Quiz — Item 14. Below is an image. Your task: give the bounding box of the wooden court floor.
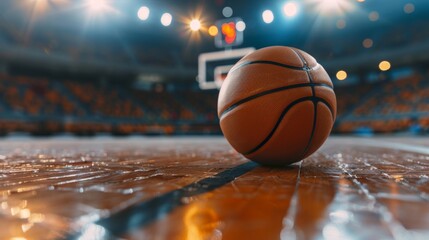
[0,136,428,240]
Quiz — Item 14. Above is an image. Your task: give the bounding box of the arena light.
[369,11,379,21]
[161,13,172,26]
[178,7,207,42]
[19,0,70,18]
[310,0,355,15]
[283,2,299,18]
[336,70,347,81]
[362,38,373,48]
[190,19,201,31]
[208,25,218,37]
[222,6,233,18]
[379,61,391,71]
[404,3,415,14]
[138,6,150,21]
[262,10,274,24]
[87,0,110,14]
[236,20,246,32]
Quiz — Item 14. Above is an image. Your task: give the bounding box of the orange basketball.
[218,46,337,166]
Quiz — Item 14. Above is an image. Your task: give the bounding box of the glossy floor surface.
[0,136,428,240]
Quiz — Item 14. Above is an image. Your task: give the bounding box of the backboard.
[197,47,255,90]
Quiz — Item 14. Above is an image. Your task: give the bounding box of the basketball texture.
[218,46,336,166]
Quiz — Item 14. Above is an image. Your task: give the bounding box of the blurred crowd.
[335,70,429,134]
[0,72,219,135]
[1,69,429,135]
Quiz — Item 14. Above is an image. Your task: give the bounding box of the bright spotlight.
[190,19,201,31]
[21,0,71,16]
[336,70,347,81]
[87,0,111,14]
[236,20,246,31]
[283,2,299,17]
[138,6,150,21]
[312,0,355,15]
[262,10,274,24]
[161,13,172,26]
[379,61,391,71]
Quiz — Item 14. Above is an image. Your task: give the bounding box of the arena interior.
[0,1,429,240]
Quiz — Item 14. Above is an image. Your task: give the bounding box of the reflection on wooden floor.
[0,137,428,239]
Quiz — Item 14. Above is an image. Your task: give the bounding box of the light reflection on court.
[0,137,428,239]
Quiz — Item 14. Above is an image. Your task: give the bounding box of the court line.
[337,158,413,240]
[356,139,429,156]
[280,161,302,239]
[68,161,259,239]
[363,157,429,201]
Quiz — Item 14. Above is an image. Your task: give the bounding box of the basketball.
[218,46,337,166]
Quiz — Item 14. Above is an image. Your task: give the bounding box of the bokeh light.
[363,38,373,48]
[20,0,70,17]
[313,0,356,15]
[208,25,218,36]
[179,7,206,42]
[190,19,201,31]
[222,7,233,18]
[262,10,274,24]
[161,13,172,27]
[138,6,150,21]
[87,0,109,14]
[336,70,347,81]
[369,11,379,21]
[283,2,299,17]
[379,61,391,71]
[236,20,246,31]
[336,19,346,29]
[404,3,415,14]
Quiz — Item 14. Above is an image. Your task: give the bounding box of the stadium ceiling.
[1,1,427,46]
[0,0,428,79]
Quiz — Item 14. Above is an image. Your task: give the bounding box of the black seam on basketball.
[219,83,333,118]
[243,96,316,155]
[229,60,307,74]
[301,101,318,159]
[291,48,320,160]
[291,48,315,93]
[291,48,308,67]
[300,100,335,159]
[316,98,336,119]
[243,96,334,156]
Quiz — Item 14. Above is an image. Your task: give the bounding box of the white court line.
[280,161,302,240]
[354,139,429,156]
[349,138,429,239]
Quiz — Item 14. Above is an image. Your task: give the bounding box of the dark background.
[0,0,428,136]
